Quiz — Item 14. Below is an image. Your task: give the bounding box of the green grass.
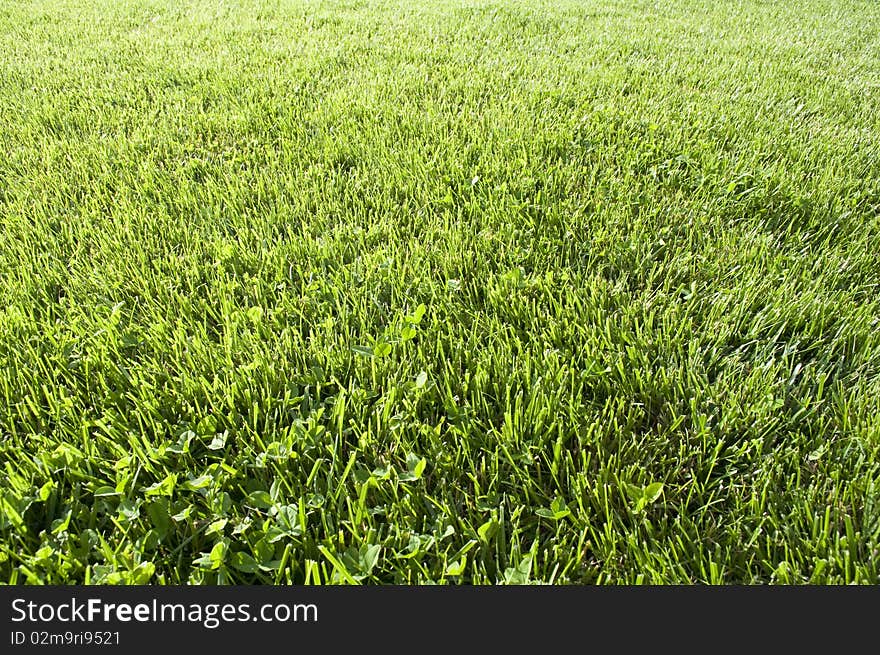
[1,0,879,584]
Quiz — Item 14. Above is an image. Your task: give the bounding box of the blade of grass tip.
[317,545,360,585]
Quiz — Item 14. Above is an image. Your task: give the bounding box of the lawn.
[1,0,879,584]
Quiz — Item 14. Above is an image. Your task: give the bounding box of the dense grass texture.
[1,0,879,584]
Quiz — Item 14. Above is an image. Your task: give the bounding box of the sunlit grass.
[1,0,879,584]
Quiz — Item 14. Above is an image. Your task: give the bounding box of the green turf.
[1,0,879,584]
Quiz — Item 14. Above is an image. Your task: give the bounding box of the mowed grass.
[1,0,879,584]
